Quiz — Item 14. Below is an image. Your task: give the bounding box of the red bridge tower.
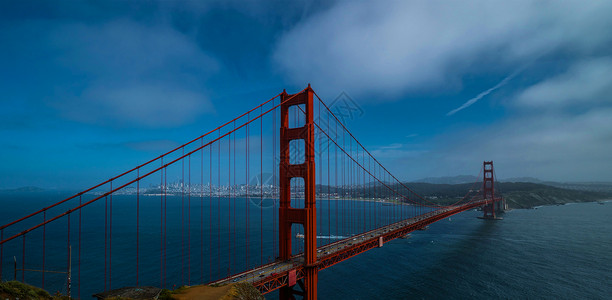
[279,85,318,299]
[481,161,504,219]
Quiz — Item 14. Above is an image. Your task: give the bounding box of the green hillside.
[316,181,612,209]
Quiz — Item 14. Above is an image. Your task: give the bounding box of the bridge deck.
[211,200,489,294]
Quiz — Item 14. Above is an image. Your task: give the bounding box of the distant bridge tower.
[481,161,504,219]
[279,85,318,299]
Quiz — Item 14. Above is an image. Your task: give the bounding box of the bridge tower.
[482,161,496,218]
[279,85,318,299]
[481,161,503,219]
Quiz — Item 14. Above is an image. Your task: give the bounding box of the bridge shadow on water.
[399,218,503,299]
[314,212,505,300]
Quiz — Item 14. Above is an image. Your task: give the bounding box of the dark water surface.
[1,192,610,299]
[311,201,612,299]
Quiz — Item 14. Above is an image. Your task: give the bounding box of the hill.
[493,182,610,208]
[0,186,45,193]
[316,181,612,209]
[408,182,611,209]
[411,175,479,184]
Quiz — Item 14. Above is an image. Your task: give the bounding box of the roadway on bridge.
[211,202,484,292]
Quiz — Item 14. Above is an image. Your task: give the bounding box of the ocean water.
[311,201,612,299]
[0,192,418,298]
[1,192,611,299]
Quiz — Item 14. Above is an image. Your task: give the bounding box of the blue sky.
[1,0,612,189]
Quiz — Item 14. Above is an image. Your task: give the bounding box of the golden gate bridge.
[0,85,505,299]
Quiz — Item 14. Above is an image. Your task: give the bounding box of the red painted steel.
[279,85,318,299]
[252,199,490,295]
[288,269,297,286]
[313,91,442,208]
[482,161,503,219]
[0,85,503,299]
[0,90,305,247]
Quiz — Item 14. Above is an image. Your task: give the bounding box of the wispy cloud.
[274,1,612,98]
[514,57,612,109]
[434,107,612,181]
[446,69,521,116]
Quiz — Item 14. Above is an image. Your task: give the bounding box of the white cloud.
[515,57,612,109]
[274,0,612,98]
[466,109,612,181]
[273,1,612,182]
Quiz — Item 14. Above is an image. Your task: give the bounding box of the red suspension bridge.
[0,85,505,299]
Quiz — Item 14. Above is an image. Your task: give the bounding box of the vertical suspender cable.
[228,132,232,275]
[217,129,221,278]
[342,126,345,236]
[181,148,185,285]
[104,194,107,290]
[78,196,82,298]
[350,140,353,235]
[246,113,250,269]
[67,212,70,294]
[209,146,213,282]
[0,229,3,281]
[164,165,168,287]
[109,181,112,290]
[363,150,366,232]
[335,120,338,238]
[22,234,25,282]
[188,155,192,285]
[233,123,237,272]
[368,156,371,231]
[272,99,276,258]
[260,105,263,265]
[42,211,46,289]
[160,159,163,287]
[136,168,140,286]
[200,138,204,283]
[327,109,331,240]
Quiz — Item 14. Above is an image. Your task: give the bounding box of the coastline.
[508,198,612,210]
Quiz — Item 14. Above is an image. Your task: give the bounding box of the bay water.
[1,192,610,299]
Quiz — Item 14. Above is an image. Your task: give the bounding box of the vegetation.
[417,182,612,209]
[0,280,70,300]
[499,183,609,208]
[158,283,262,300]
[224,282,265,300]
[317,181,612,209]
[158,288,175,300]
[157,286,188,300]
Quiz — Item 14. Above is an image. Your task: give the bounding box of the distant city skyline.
[2,0,612,189]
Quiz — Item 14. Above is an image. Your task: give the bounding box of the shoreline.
[511,198,612,210]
